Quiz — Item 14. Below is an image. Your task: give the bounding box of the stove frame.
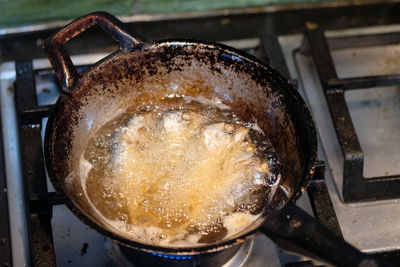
[300,25,400,203]
[0,105,11,267]
[2,2,400,263]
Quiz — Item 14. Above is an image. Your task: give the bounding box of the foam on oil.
[81,97,281,247]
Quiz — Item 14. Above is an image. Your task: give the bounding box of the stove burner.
[107,239,253,267]
[147,252,192,261]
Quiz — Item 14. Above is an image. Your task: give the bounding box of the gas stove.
[1,3,400,266]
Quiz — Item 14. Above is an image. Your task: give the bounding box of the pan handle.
[44,11,144,92]
[261,203,391,267]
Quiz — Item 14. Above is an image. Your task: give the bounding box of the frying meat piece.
[109,109,270,243]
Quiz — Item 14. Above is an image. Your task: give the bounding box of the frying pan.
[43,12,387,267]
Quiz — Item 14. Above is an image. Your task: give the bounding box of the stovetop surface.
[1,20,400,267]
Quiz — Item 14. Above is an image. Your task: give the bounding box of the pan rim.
[44,38,318,255]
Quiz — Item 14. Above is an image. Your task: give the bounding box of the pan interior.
[82,101,283,247]
[46,41,313,251]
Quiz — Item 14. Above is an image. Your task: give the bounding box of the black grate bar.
[366,174,400,182]
[303,25,338,89]
[29,214,56,267]
[19,125,49,200]
[328,31,400,51]
[323,91,364,156]
[372,249,400,266]
[15,61,57,267]
[285,260,316,267]
[328,74,400,90]
[15,61,38,110]
[19,105,53,125]
[15,61,53,124]
[260,35,291,80]
[29,192,62,214]
[307,161,343,238]
[303,25,400,202]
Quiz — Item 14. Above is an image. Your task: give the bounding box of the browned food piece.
[111,110,270,242]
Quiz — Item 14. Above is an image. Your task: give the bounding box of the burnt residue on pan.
[44,14,316,255]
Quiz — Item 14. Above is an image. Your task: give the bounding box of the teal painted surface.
[0,0,335,27]
[137,0,328,14]
[1,0,132,27]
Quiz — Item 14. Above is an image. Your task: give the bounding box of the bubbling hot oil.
[83,99,281,247]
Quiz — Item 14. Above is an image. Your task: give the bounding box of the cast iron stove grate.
[8,35,338,267]
[299,24,400,203]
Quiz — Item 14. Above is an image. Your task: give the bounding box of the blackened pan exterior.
[44,12,317,256]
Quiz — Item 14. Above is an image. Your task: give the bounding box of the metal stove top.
[278,24,400,253]
[1,9,400,266]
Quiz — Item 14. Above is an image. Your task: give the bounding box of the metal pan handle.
[261,203,391,267]
[44,11,144,92]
